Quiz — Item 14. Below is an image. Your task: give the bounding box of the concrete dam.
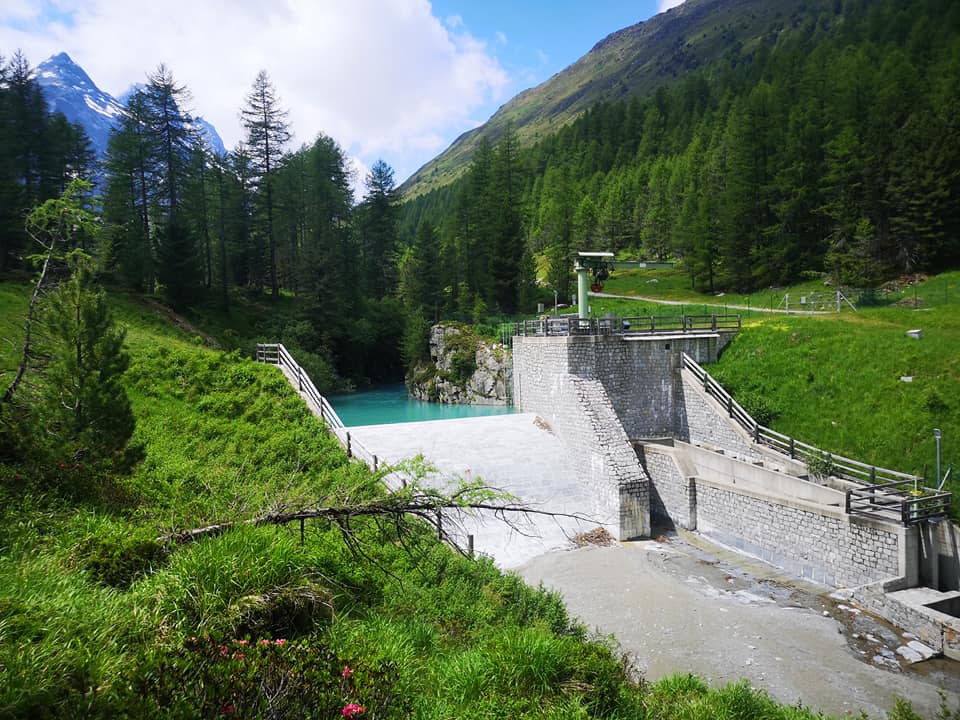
[259,319,960,661]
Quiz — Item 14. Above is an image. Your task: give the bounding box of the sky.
[0,0,685,193]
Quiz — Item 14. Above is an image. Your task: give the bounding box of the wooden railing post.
[727,396,733,418]
[845,490,851,515]
[297,365,303,391]
[789,437,795,459]
[346,432,352,458]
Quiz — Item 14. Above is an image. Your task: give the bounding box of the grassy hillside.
[0,283,854,718]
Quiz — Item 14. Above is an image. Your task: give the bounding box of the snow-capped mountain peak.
[35,53,226,159]
[36,52,126,157]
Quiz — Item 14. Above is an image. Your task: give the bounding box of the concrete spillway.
[347,412,613,568]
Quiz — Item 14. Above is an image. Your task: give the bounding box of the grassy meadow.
[0,281,865,718]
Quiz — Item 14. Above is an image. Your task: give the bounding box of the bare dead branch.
[156,486,595,558]
[3,233,56,405]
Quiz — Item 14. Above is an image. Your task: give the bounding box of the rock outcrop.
[408,324,509,405]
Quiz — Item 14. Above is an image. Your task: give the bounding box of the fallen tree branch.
[156,485,596,559]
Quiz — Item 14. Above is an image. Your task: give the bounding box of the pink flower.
[342,665,353,679]
[342,703,365,718]
[259,639,271,646]
[274,638,287,646]
[219,704,235,715]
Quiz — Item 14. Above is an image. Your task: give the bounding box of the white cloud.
[0,0,510,182]
[658,0,686,12]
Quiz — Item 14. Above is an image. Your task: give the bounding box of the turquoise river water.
[327,384,515,427]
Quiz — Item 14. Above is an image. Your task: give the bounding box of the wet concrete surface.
[517,529,960,718]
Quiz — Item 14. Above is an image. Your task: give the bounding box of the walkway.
[347,413,609,568]
[590,291,833,315]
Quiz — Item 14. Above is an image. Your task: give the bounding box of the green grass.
[0,280,946,717]
[706,276,960,486]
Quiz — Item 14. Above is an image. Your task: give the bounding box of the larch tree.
[359,159,401,298]
[241,70,291,298]
[145,64,192,219]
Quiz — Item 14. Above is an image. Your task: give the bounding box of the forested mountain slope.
[401,0,828,198]
[399,0,960,310]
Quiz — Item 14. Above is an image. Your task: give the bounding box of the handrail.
[680,352,950,524]
[508,313,741,339]
[256,343,383,471]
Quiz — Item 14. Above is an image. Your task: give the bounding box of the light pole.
[554,289,558,317]
[934,428,942,488]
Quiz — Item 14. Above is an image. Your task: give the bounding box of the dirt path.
[589,291,834,315]
[517,532,960,718]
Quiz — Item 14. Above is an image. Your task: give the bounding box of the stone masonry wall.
[635,443,696,530]
[696,480,902,588]
[511,336,650,539]
[678,369,764,463]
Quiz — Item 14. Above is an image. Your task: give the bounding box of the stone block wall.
[635,442,696,529]
[695,480,903,587]
[511,335,649,539]
[677,369,764,463]
[852,580,957,654]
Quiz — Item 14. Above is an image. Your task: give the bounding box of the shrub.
[78,531,168,589]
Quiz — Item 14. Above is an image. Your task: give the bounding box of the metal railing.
[255,343,383,471]
[681,352,951,525]
[510,313,741,339]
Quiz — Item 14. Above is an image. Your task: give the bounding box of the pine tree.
[359,159,401,298]
[145,64,193,219]
[241,70,291,298]
[489,125,525,313]
[41,251,134,461]
[103,89,157,290]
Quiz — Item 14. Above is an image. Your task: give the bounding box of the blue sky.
[0,0,680,191]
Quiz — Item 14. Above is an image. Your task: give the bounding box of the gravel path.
[517,533,960,718]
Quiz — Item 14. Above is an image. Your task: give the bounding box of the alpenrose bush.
[127,635,410,718]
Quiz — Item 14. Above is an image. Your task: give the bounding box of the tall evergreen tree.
[489,125,525,313]
[103,89,157,290]
[358,159,401,298]
[41,251,134,461]
[241,70,291,298]
[145,64,192,219]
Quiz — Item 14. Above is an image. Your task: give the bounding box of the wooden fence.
[681,352,951,525]
[255,343,383,471]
